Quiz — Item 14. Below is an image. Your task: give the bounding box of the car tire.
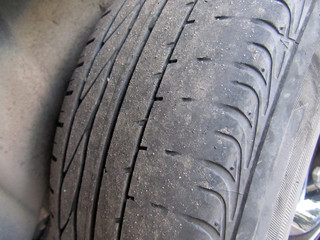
[48,0,320,239]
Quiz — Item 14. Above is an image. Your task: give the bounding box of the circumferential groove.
[55,0,133,237]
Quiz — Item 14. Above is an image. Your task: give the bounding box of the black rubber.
[48,0,320,239]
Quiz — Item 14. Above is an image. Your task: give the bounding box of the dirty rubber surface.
[48,0,319,239]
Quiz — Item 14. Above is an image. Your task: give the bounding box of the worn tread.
[48,0,316,239]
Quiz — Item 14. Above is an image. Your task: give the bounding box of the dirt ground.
[0,0,113,238]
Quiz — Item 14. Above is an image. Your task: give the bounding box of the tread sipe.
[48,0,318,239]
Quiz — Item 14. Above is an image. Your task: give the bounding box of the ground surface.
[0,0,113,239]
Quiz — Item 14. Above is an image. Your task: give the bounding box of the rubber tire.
[48,0,320,239]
